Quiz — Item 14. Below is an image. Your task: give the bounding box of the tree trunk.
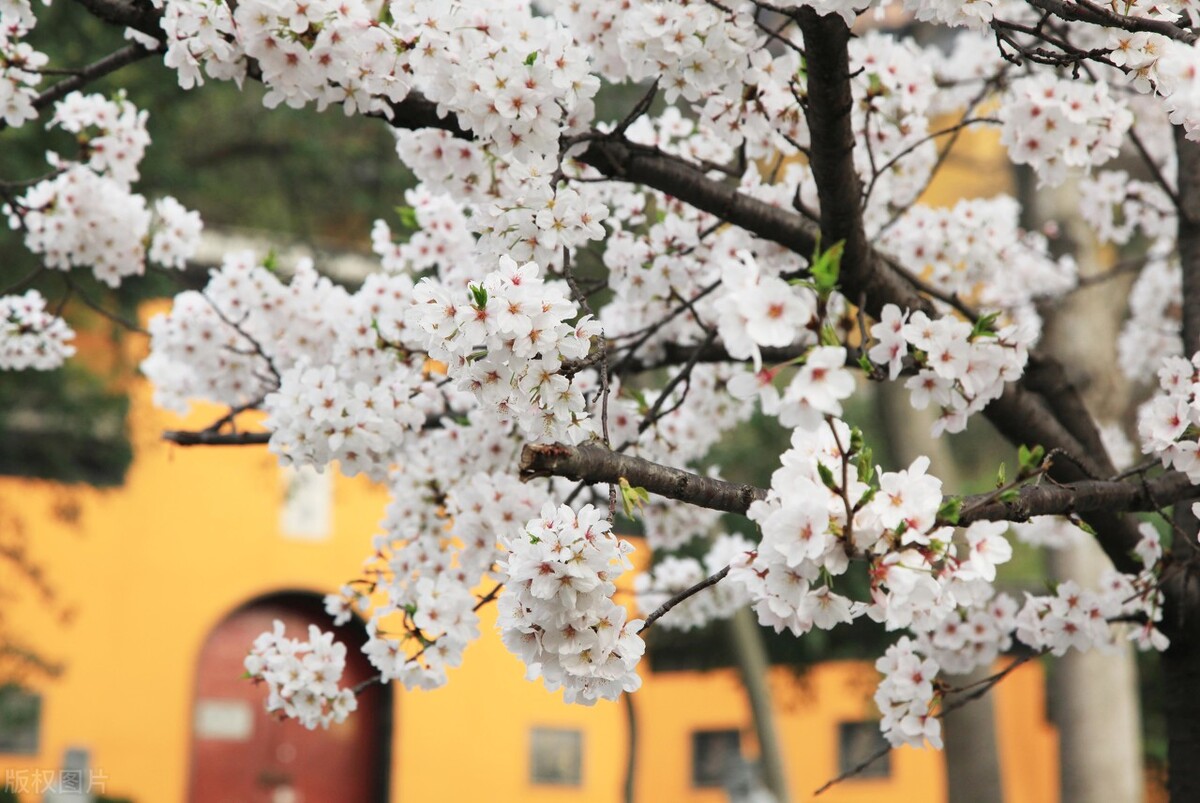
[1048,546,1143,803]
[1162,640,1200,803]
[727,606,791,803]
[877,382,1004,803]
[1031,175,1146,803]
[1163,501,1200,803]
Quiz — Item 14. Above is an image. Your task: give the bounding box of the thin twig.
[642,565,731,630]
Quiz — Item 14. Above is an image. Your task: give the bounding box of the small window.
[0,685,41,754]
[837,721,891,779]
[531,727,582,786]
[691,729,741,788]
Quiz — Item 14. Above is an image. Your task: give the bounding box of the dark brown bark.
[1163,634,1200,803]
[519,442,766,515]
[1164,132,1200,803]
[68,0,162,38]
[518,441,1199,536]
[163,430,272,446]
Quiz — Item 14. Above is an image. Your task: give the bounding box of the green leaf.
[817,462,837,491]
[970,310,1002,340]
[469,283,488,309]
[525,51,538,66]
[858,353,876,374]
[262,248,279,272]
[998,488,1020,504]
[856,446,874,485]
[995,462,1006,488]
[937,497,962,525]
[1018,444,1045,474]
[810,240,844,294]
[618,477,651,518]
[396,205,418,230]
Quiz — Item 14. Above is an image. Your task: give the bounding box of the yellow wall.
[1,374,1056,803]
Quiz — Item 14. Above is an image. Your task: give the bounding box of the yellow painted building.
[0,361,1060,802]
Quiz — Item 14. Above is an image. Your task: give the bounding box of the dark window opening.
[531,727,582,786]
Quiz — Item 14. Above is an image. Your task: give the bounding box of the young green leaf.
[618,477,651,518]
[817,462,837,491]
[970,310,1002,340]
[469,283,488,309]
[937,497,962,525]
[810,240,845,294]
[396,205,418,230]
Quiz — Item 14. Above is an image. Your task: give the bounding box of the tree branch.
[519,442,767,515]
[68,0,163,39]
[519,440,1199,540]
[37,44,154,114]
[1024,0,1198,45]
[163,430,271,446]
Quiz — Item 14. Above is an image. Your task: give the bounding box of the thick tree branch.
[958,471,1200,527]
[519,442,767,515]
[163,430,271,446]
[69,0,162,39]
[519,440,1199,540]
[1177,132,1200,356]
[1024,0,1198,45]
[795,10,872,307]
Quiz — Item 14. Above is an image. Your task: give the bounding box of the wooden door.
[188,596,388,803]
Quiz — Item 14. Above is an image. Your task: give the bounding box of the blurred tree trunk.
[1039,179,1144,803]
[877,381,1004,803]
[727,606,791,803]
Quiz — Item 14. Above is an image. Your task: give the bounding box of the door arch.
[187,592,391,803]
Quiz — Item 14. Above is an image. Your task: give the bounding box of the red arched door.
[188,594,389,803]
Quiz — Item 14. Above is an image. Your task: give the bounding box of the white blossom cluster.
[850,32,941,218]
[877,197,1077,332]
[408,255,599,445]
[12,0,1197,744]
[1079,170,1176,247]
[1009,515,1085,549]
[732,414,1169,748]
[1119,253,1182,382]
[634,533,755,631]
[715,251,818,371]
[869,304,1035,436]
[371,188,474,277]
[549,0,756,104]
[875,637,944,749]
[999,74,1132,186]
[349,461,549,691]
[143,253,350,414]
[0,3,46,128]
[4,92,201,286]
[0,289,75,370]
[498,503,645,704]
[1014,523,1169,654]
[243,620,358,730]
[1138,352,1200,483]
